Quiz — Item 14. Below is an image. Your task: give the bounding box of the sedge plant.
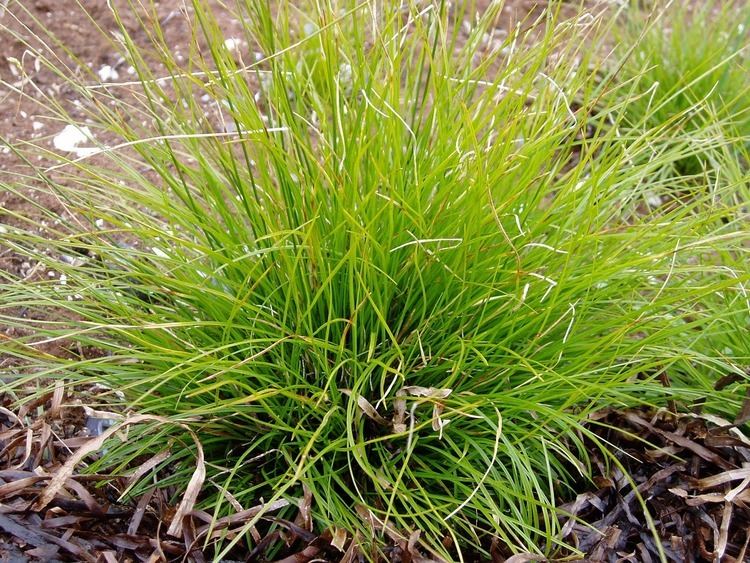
[1,0,749,560]
[613,0,750,180]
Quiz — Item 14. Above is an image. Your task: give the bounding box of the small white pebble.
[52,125,100,158]
[59,274,67,285]
[94,218,105,228]
[645,192,662,208]
[32,121,45,131]
[223,37,241,52]
[97,64,119,82]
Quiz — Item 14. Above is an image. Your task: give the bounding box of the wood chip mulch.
[2,386,750,562]
[560,408,750,563]
[0,384,190,563]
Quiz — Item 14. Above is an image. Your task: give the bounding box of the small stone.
[97,64,119,82]
[223,37,241,52]
[645,191,662,208]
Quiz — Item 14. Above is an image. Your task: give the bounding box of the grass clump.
[1,0,749,560]
[614,0,750,179]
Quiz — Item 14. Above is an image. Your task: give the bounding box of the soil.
[3,1,749,562]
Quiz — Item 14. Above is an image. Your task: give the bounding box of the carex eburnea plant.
[1,0,749,559]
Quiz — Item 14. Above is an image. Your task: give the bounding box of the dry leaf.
[331,527,348,551]
[504,554,546,562]
[340,390,390,425]
[400,386,452,399]
[28,413,205,540]
[126,449,171,486]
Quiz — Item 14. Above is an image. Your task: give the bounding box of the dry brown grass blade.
[0,474,46,500]
[400,386,452,399]
[272,545,321,563]
[192,498,290,538]
[560,491,605,537]
[31,412,205,541]
[504,555,546,563]
[736,532,750,563]
[297,482,313,532]
[14,427,33,469]
[717,496,733,561]
[128,486,155,535]
[669,487,750,506]
[40,514,89,529]
[32,421,52,468]
[126,448,171,486]
[17,391,53,420]
[31,415,136,511]
[48,379,65,418]
[338,532,360,563]
[355,504,407,544]
[25,545,60,560]
[331,527,347,551]
[734,387,750,426]
[624,412,734,470]
[182,520,207,563]
[65,476,105,513]
[341,390,391,426]
[0,513,97,562]
[0,406,23,430]
[694,468,750,489]
[0,415,34,469]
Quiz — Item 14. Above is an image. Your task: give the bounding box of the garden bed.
[2,0,749,561]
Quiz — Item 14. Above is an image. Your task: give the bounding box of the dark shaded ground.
[561,408,750,562]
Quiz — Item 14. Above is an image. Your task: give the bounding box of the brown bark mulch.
[2,384,750,562]
[560,408,750,563]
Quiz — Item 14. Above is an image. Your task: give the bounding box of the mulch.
[560,408,750,563]
[2,384,750,562]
